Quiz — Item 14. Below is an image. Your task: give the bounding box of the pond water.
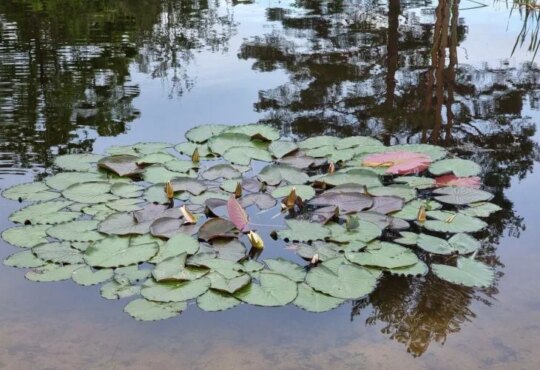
[1,0,540,369]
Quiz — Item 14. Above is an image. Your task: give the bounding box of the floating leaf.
[435,174,481,188]
[433,187,493,205]
[429,158,481,177]
[185,124,229,143]
[149,234,199,264]
[298,136,339,150]
[62,182,116,204]
[241,193,276,210]
[368,185,416,202]
[197,290,241,312]
[336,136,383,149]
[293,283,344,312]
[54,154,103,172]
[26,263,85,282]
[198,218,238,241]
[45,172,105,191]
[137,152,177,165]
[143,166,190,184]
[424,211,487,233]
[4,250,46,268]
[432,257,494,288]
[392,200,442,221]
[174,142,212,157]
[269,141,298,159]
[416,233,480,255]
[150,218,198,239]
[98,212,152,236]
[114,265,152,284]
[386,260,429,277]
[98,155,143,177]
[141,277,210,302]
[315,170,382,188]
[460,202,502,218]
[306,260,380,299]
[394,176,436,189]
[107,198,144,212]
[207,271,251,294]
[208,133,267,155]
[234,271,297,306]
[296,242,341,262]
[201,163,241,180]
[224,124,280,141]
[345,242,419,269]
[46,220,103,242]
[84,235,159,268]
[213,239,248,261]
[278,220,330,242]
[1,225,50,248]
[125,298,187,321]
[309,191,372,214]
[394,232,419,246]
[363,151,431,175]
[101,280,141,300]
[265,258,306,282]
[2,182,59,202]
[258,164,309,185]
[153,255,209,282]
[272,185,315,201]
[370,196,404,214]
[326,221,381,244]
[111,183,143,198]
[9,200,78,225]
[223,147,272,165]
[72,266,113,286]
[33,242,85,264]
[170,177,207,195]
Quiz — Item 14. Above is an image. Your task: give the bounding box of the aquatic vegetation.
[1,124,500,321]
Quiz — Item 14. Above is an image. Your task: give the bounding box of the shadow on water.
[0,0,540,367]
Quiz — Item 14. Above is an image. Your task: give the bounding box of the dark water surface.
[1,1,540,369]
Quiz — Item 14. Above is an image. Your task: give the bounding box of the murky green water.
[1,1,540,369]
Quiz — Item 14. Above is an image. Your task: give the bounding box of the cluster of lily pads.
[1,124,501,321]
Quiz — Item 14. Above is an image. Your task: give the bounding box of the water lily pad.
[241,193,277,210]
[47,220,103,242]
[137,152,177,165]
[199,218,238,241]
[54,153,103,172]
[2,182,59,202]
[278,220,330,242]
[336,136,383,149]
[234,271,297,306]
[370,196,404,214]
[309,191,372,214]
[133,142,171,154]
[185,124,229,143]
[392,199,442,221]
[394,176,436,189]
[298,136,339,150]
[201,163,241,181]
[197,290,241,311]
[45,172,105,191]
[416,233,480,255]
[1,225,50,248]
[150,234,200,263]
[258,164,309,185]
[345,242,418,269]
[107,198,144,212]
[460,202,502,217]
[269,141,298,159]
[208,133,267,155]
[4,250,46,268]
[26,263,85,282]
[9,200,78,225]
[394,231,419,246]
[433,187,493,206]
[125,298,187,321]
[429,158,481,177]
[306,261,380,299]
[72,266,113,286]
[62,182,116,204]
[224,124,280,141]
[153,255,209,282]
[150,218,198,239]
[207,271,251,294]
[171,177,207,195]
[432,257,494,288]
[213,239,247,262]
[144,184,170,204]
[296,242,341,261]
[143,166,190,184]
[223,147,272,165]
[241,259,265,273]
[98,213,152,236]
[271,185,316,201]
[368,185,416,202]
[293,283,344,312]
[265,258,306,282]
[33,242,85,264]
[110,183,144,198]
[114,265,152,284]
[174,142,212,157]
[84,235,159,268]
[316,169,382,188]
[98,155,143,177]
[101,280,141,300]
[164,160,198,173]
[326,221,381,244]
[424,211,487,233]
[141,277,211,302]
[386,260,429,276]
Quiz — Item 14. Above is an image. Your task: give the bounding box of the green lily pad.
[98,155,143,177]
[416,233,480,255]
[152,255,209,282]
[392,199,442,221]
[241,259,265,273]
[345,242,419,269]
[124,298,187,321]
[201,164,242,181]
[298,136,339,150]
[316,170,382,188]
[424,211,487,233]
[150,233,200,263]
[174,142,212,157]
[234,271,297,306]
[258,164,309,185]
[84,235,159,268]
[223,147,272,165]
[336,136,383,149]
[394,176,436,189]
[185,124,229,143]
[137,152,177,165]
[197,290,241,312]
[224,124,280,141]
[101,280,141,300]
[433,187,493,205]
[164,160,198,173]
[26,263,85,282]
[62,182,116,204]
[107,198,143,212]
[430,158,481,177]
[460,202,502,218]
[46,220,103,242]
[4,250,46,268]
[306,260,380,299]
[114,265,152,284]
[143,184,170,204]
[45,172,105,191]
[207,271,251,294]
[72,266,113,286]
[296,242,341,261]
[143,166,190,184]
[33,242,85,264]
[208,133,267,155]
[54,153,103,172]
[293,283,345,312]
[98,212,152,236]
[326,221,382,244]
[141,277,211,302]
[386,260,429,276]
[432,257,494,288]
[110,183,144,198]
[394,231,419,246]
[368,185,416,202]
[265,258,306,282]
[271,185,315,201]
[1,225,50,248]
[2,182,59,202]
[9,200,78,225]
[83,204,116,221]
[269,141,298,159]
[278,220,331,242]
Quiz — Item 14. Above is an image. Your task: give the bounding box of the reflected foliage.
[239,0,537,356]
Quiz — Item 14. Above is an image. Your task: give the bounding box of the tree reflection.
[239,0,537,356]
[0,0,236,172]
